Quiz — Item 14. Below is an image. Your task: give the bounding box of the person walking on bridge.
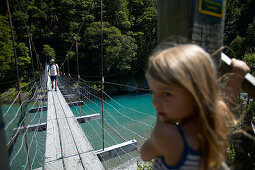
[48,59,60,91]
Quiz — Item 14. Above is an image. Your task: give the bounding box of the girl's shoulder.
[153,123,181,140]
[152,123,184,158]
[152,123,200,166]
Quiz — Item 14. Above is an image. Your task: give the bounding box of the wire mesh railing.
[2,69,48,169]
[58,75,156,169]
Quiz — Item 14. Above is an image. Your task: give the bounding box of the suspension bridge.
[1,63,158,169]
[1,0,157,168]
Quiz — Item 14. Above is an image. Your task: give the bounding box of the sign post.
[157,0,226,67]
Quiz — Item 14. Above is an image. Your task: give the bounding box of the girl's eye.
[163,92,172,97]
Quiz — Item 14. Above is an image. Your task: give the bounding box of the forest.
[0,0,255,93]
[0,0,255,169]
[0,0,157,93]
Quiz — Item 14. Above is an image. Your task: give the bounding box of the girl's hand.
[231,58,250,78]
[223,59,250,106]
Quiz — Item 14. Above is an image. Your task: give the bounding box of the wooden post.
[36,54,40,71]
[66,54,70,76]
[157,0,226,67]
[158,0,255,96]
[0,102,9,170]
[100,0,105,151]
[6,0,32,168]
[28,34,35,81]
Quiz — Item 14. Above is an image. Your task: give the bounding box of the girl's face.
[148,78,197,123]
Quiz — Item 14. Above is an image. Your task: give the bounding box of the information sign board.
[199,0,223,18]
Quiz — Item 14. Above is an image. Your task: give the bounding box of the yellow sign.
[199,0,224,18]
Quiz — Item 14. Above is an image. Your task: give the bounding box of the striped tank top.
[152,124,201,170]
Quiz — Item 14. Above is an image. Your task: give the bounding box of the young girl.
[140,44,250,170]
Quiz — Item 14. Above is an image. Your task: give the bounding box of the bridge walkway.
[44,76,104,169]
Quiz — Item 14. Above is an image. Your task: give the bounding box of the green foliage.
[0,15,13,81]
[0,15,13,63]
[137,161,153,170]
[0,31,14,89]
[1,81,33,103]
[1,0,158,86]
[224,3,255,169]
[244,53,255,74]
[84,21,137,75]
[227,144,236,161]
[67,51,75,59]
[2,87,19,103]
[225,0,255,80]
[246,18,255,40]
[226,35,244,59]
[104,0,131,29]
[42,44,56,60]
[16,42,30,66]
[225,0,255,46]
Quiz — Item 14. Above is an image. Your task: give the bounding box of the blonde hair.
[146,44,230,170]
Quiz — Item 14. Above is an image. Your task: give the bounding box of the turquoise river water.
[2,92,157,169]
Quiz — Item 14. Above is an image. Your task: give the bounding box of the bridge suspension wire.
[103,91,156,120]
[60,78,139,138]
[10,81,47,168]
[104,81,150,92]
[79,78,150,92]
[78,78,156,120]
[59,78,138,169]
[61,78,127,144]
[4,82,38,131]
[6,77,45,149]
[3,80,40,120]
[68,75,155,128]
[66,76,155,133]
[62,96,122,169]
[10,99,44,167]
[0,76,38,86]
[57,78,124,167]
[2,91,21,117]
[60,75,155,159]
[58,82,129,145]
[2,70,47,169]
[99,119,126,142]
[7,97,45,167]
[23,114,42,169]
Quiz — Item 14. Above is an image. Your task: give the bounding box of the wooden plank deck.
[29,106,47,113]
[44,77,104,169]
[68,101,84,107]
[95,140,138,162]
[13,114,100,133]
